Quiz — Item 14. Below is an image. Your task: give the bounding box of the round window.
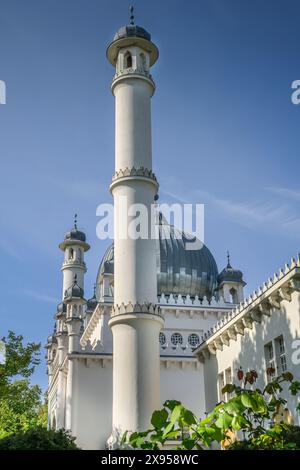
[171,332,183,345]
[159,332,166,345]
[188,334,200,348]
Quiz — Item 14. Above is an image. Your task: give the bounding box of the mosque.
[46,12,300,449]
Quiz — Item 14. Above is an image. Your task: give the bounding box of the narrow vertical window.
[265,341,276,382]
[276,335,287,372]
[124,51,132,68]
[140,52,146,71]
[229,287,238,304]
[218,372,225,402]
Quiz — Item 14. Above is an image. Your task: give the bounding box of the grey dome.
[56,302,67,315]
[65,228,86,243]
[87,286,98,312]
[64,275,84,300]
[97,218,218,299]
[217,260,245,285]
[113,25,151,42]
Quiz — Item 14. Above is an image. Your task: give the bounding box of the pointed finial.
[93,283,96,298]
[227,250,232,268]
[74,213,78,229]
[129,5,135,25]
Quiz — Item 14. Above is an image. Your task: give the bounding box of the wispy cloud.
[160,184,300,238]
[20,289,58,304]
[266,186,300,202]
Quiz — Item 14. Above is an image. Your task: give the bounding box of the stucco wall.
[202,291,300,422]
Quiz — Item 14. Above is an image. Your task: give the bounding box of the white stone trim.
[195,254,300,360]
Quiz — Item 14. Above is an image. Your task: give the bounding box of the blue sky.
[1,0,300,390]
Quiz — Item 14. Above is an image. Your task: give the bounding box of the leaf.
[215,412,233,429]
[183,409,196,425]
[282,372,293,382]
[182,438,195,450]
[289,381,300,396]
[224,400,244,415]
[170,404,184,425]
[163,400,181,411]
[151,409,168,430]
[231,415,250,431]
[241,393,258,411]
[164,430,180,439]
[221,384,236,395]
[162,421,175,438]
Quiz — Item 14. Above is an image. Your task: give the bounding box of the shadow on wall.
[232,297,300,420]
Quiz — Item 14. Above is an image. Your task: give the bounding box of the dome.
[217,257,245,285]
[97,217,218,299]
[86,286,98,312]
[106,10,159,67]
[113,25,151,42]
[59,217,90,252]
[56,302,67,315]
[65,228,86,243]
[64,275,84,301]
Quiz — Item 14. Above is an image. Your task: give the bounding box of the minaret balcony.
[61,259,87,269]
[111,67,155,93]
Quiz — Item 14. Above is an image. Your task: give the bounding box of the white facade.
[197,260,300,423]
[46,18,300,450]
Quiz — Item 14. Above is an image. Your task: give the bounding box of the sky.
[0,0,300,390]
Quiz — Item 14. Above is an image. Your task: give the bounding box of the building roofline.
[194,253,300,360]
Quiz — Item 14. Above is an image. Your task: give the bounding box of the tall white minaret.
[107,8,164,444]
[59,215,90,298]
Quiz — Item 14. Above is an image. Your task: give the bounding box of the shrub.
[0,427,79,450]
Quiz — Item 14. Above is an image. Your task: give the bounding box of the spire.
[93,283,97,299]
[227,250,232,269]
[129,5,135,25]
[74,213,78,230]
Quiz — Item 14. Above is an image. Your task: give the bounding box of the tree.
[0,427,79,450]
[0,331,45,438]
[122,370,300,450]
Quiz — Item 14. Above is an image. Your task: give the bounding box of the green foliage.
[122,371,300,450]
[0,331,40,396]
[0,331,45,438]
[0,427,79,450]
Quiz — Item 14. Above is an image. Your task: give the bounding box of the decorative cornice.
[111,68,155,91]
[112,302,160,317]
[111,166,158,186]
[159,293,229,308]
[196,254,300,360]
[61,259,86,270]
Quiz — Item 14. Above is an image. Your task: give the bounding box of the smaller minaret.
[54,306,68,429]
[64,274,86,353]
[64,274,86,434]
[217,251,246,304]
[59,215,90,298]
[85,284,98,325]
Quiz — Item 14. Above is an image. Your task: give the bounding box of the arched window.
[69,248,74,260]
[230,287,238,304]
[140,52,146,71]
[77,249,82,261]
[124,51,132,69]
